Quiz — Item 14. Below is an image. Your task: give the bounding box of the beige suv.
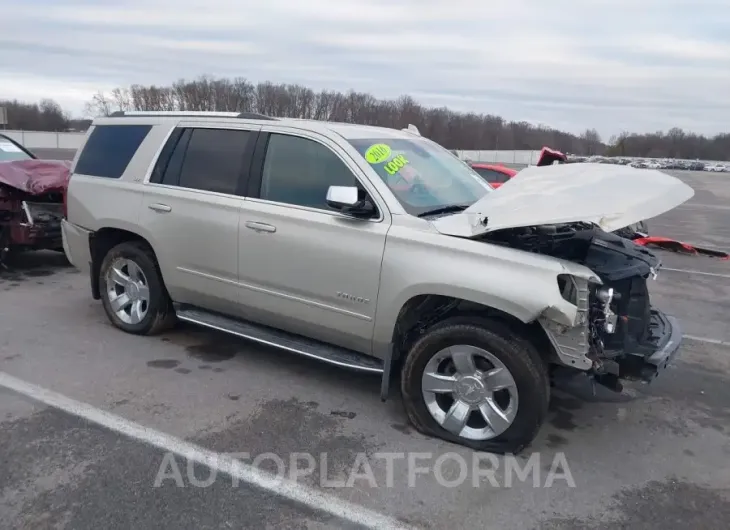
[62,111,693,453]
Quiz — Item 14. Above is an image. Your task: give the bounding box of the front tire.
[401,316,550,454]
[99,241,176,335]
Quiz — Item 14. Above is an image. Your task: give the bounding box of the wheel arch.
[383,293,556,380]
[380,294,556,401]
[89,227,160,300]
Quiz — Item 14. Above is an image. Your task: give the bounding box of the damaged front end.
[482,223,683,391]
[0,159,70,264]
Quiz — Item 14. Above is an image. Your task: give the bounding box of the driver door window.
[260,134,356,210]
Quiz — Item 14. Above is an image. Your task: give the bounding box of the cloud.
[631,35,730,61]
[1,0,728,138]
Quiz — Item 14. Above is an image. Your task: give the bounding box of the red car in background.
[469,164,517,188]
[469,146,567,188]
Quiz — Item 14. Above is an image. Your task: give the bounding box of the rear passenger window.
[177,128,251,194]
[74,125,151,179]
[260,134,356,210]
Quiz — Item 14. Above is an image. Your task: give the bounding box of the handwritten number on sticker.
[365,143,392,164]
[384,154,409,175]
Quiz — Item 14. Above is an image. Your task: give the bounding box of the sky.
[1,0,729,139]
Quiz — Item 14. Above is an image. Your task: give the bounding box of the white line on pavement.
[0,371,414,530]
[676,203,730,211]
[662,267,730,279]
[685,335,730,346]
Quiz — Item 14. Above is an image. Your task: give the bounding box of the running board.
[174,304,384,374]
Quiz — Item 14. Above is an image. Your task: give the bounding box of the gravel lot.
[1,167,729,529]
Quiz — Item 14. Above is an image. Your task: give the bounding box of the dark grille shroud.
[481,223,660,282]
[599,276,652,354]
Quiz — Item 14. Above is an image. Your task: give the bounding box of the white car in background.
[705,164,727,172]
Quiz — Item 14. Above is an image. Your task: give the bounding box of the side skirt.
[174,303,385,374]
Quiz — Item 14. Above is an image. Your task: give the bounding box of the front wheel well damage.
[390,295,557,367]
[89,228,156,299]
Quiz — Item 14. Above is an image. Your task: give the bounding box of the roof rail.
[236,112,277,120]
[107,110,277,120]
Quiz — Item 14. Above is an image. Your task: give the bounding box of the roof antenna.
[403,124,421,136]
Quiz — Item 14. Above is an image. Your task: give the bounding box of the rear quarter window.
[74,124,152,179]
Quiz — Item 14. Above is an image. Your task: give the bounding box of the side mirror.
[326,186,377,219]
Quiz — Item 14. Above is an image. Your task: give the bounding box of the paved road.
[1,388,347,530]
[1,171,729,529]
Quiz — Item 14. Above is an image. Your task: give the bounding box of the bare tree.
[111,88,132,113]
[83,91,113,117]
[580,129,602,155]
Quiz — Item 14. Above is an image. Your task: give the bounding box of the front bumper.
[617,309,683,382]
[7,222,62,249]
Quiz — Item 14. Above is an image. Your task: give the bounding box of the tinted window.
[75,125,151,178]
[159,129,191,186]
[473,167,512,183]
[149,128,185,184]
[260,134,356,210]
[177,128,251,194]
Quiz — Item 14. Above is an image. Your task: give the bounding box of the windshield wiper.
[417,204,470,218]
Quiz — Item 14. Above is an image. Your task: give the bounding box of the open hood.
[431,163,694,237]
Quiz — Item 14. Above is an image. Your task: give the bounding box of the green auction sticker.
[364,143,392,164]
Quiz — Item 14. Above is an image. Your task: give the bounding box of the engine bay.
[480,222,660,281]
[481,222,664,387]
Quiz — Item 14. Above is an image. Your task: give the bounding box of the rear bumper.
[618,309,683,382]
[61,219,92,272]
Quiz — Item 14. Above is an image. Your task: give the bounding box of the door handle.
[148,203,172,213]
[245,221,276,233]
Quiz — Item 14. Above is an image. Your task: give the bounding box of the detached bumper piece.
[15,201,63,247]
[616,309,683,383]
[632,236,729,260]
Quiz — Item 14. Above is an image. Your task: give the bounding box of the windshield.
[348,137,491,216]
[0,135,34,162]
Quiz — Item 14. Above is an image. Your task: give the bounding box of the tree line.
[0,99,71,132]
[606,129,729,161]
[4,75,728,160]
[0,98,91,132]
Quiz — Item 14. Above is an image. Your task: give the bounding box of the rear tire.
[99,241,176,335]
[401,316,550,454]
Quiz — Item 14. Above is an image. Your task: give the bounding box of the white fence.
[454,150,542,165]
[1,129,86,150]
